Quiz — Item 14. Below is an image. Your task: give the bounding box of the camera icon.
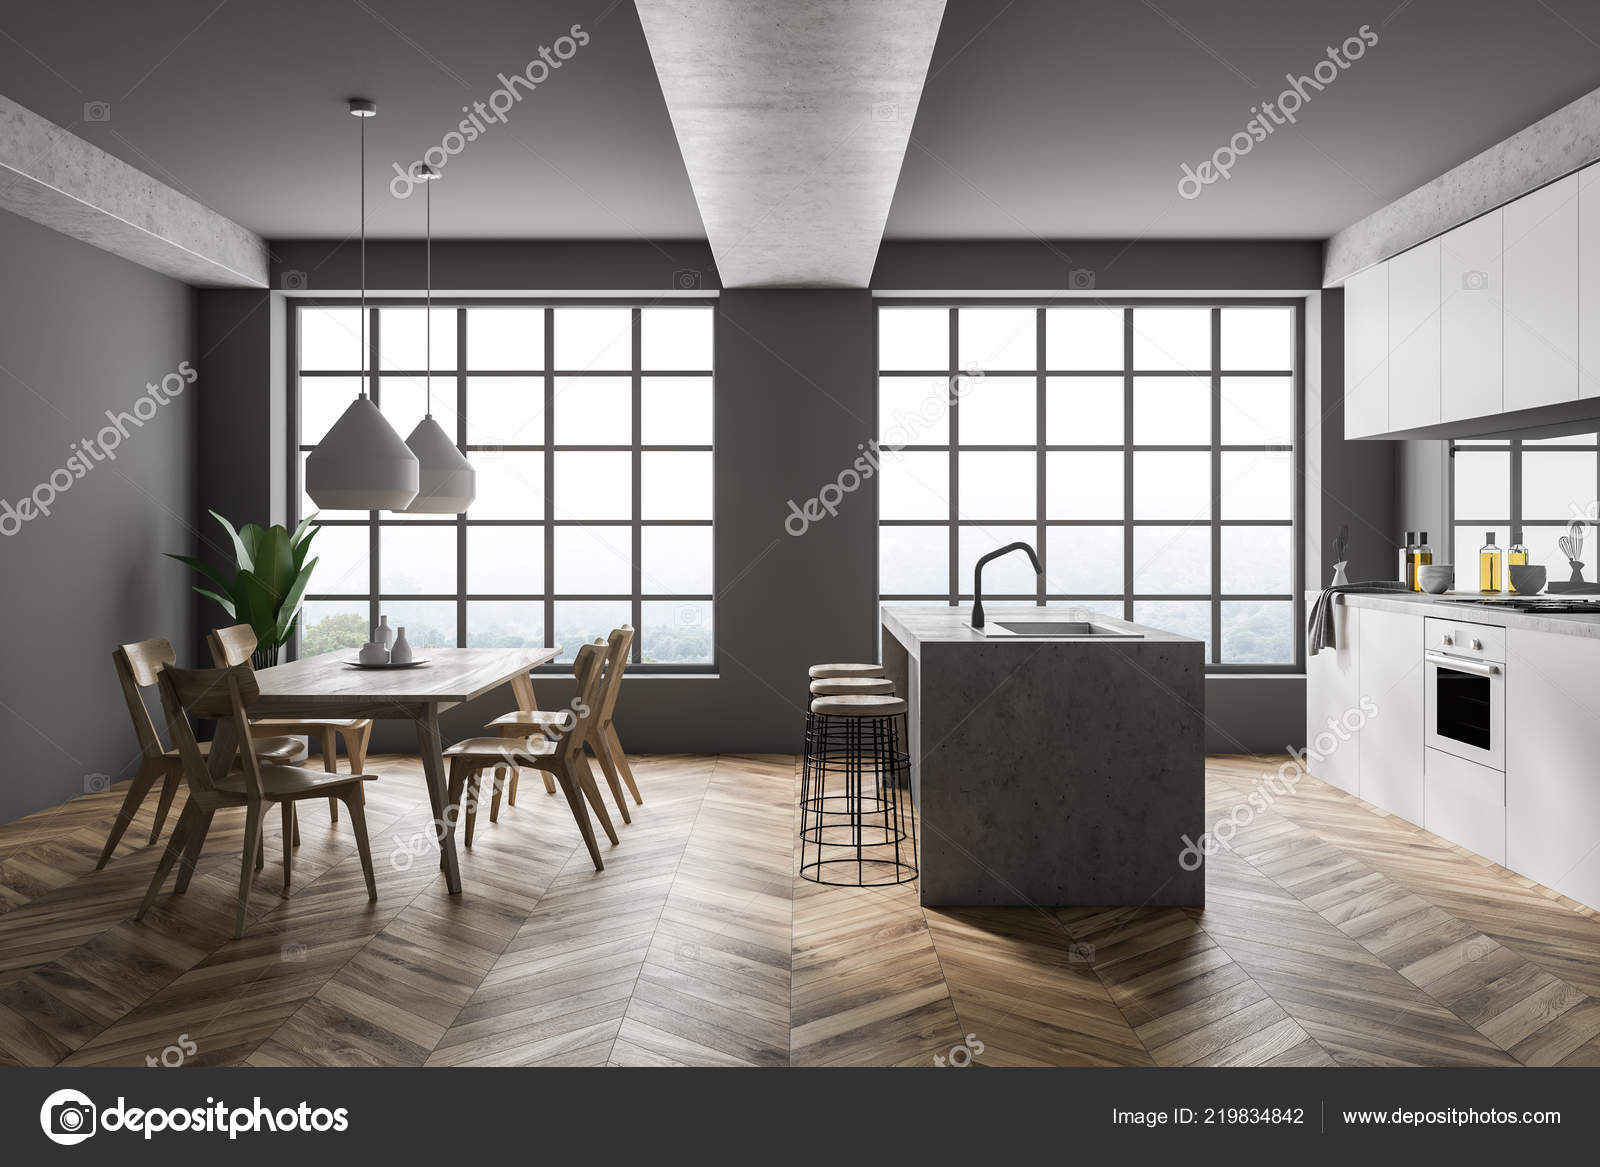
[672,268,702,291]
[281,269,309,291]
[84,773,111,794]
[40,1089,97,1145]
[1068,268,1097,290]
[1067,941,1095,963]
[872,101,897,122]
[1265,440,1294,460]
[1462,270,1489,291]
[673,603,703,628]
[83,101,111,123]
[281,941,307,963]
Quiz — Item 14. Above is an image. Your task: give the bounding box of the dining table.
[253,646,558,894]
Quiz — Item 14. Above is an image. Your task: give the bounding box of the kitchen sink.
[983,620,1142,638]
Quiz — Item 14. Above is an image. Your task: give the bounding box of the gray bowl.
[1418,564,1454,594]
[1509,564,1547,595]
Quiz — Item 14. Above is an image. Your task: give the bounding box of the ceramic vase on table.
[1331,562,1349,587]
[377,615,394,652]
[359,637,389,665]
[390,627,413,664]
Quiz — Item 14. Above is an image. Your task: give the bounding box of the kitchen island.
[881,605,1206,907]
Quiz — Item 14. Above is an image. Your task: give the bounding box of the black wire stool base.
[800,709,917,887]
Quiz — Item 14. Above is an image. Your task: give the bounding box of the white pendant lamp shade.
[400,416,475,512]
[306,396,420,510]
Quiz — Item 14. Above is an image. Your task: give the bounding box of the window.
[876,303,1301,669]
[1450,433,1600,575]
[294,302,715,670]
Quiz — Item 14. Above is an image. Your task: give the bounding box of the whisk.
[1560,521,1586,583]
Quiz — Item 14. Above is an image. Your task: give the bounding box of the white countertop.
[882,604,1202,650]
[1311,588,1600,641]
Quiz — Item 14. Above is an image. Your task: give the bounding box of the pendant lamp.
[399,164,475,513]
[305,99,419,512]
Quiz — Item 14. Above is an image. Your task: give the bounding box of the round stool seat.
[810,694,907,717]
[810,677,894,696]
[808,662,885,680]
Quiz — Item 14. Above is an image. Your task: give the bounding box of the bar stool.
[800,693,916,887]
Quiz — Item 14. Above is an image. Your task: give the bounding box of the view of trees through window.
[1451,433,1600,576]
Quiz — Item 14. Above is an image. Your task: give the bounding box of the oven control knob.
[1442,634,1454,646]
[1470,638,1483,651]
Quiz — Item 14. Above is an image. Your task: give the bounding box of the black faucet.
[972,541,1043,630]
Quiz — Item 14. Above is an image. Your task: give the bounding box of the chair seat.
[810,677,895,696]
[484,709,569,729]
[213,764,373,798]
[445,736,557,764]
[810,694,907,717]
[808,662,885,680]
[170,736,307,765]
[251,718,369,731]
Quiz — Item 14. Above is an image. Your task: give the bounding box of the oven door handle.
[1425,652,1501,677]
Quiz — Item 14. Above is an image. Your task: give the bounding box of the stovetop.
[1436,595,1600,614]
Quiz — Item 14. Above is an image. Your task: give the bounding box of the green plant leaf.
[237,523,268,573]
[275,556,318,643]
[164,552,233,592]
[292,524,320,571]
[290,513,320,546]
[209,509,250,570]
[254,525,296,599]
[234,568,282,650]
[193,586,237,619]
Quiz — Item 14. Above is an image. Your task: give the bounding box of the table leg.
[415,704,462,894]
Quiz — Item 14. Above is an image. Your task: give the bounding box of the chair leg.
[443,757,468,871]
[235,802,264,939]
[346,721,372,774]
[290,803,301,846]
[320,728,340,826]
[490,766,506,823]
[173,808,215,894]
[589,739,631,824]
[342,790,378,902]
[552,762,604,871]
[605,724,642,805]
[255,826,265,871]
[149,766,183,843]
[464,770,482,848]
[574,753,619,845]
[97,760,162,869]
[136,801,199,921]
[280,801,295,892]
[541,771,557,795]
[506,767,519,808]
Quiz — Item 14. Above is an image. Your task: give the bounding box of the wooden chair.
[208,624,373,840]
[484,626,641,821]
[444,641,618,871]
[97,638,307,870]
[136,661,378,939]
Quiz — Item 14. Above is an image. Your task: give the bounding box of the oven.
[1423,617,1505,772]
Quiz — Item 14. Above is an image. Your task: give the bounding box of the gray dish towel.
[1307,582,1412,656]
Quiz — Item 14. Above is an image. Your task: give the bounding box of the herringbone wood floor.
[1,752,1599,1067]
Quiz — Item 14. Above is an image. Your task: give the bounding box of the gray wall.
[0,210,198,823]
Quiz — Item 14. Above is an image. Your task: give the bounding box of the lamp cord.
[424,170,432,419]
[359,109,368,399]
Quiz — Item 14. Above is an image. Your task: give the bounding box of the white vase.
[390,626,413,664]
[359,638,389,665]
[377,615,394,651]
[1331,561,1349,587]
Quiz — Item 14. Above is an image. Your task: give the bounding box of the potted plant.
[169,512,320,667]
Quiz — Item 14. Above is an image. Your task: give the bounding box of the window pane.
[300,308,363,370]
[554,451,631,519]
[554,525,632,594]
[1221,526,1292,593]
[466,526,543,594]
[958,308,1035,372]
[958,451,1035,519]
[1134,451,1211,520]
[1220,452,1291,519]
[467,307,544,370]
[880,525,949,594]
[1046,451,1123,519]
[467,378,543,447]
[1524,524,1583,577]
[957,525,1037,595]
[641,307,713,370]
[1522,451,1597,520]
[378,526,457,593]
[1045,525,1123,594]
[1221,377,1293,446]
[1133,308,1211,372]
[643,377,713,445]
[642,600,713,664]
[1453,526,1482,577]
[299,377,362,446]
[553,600,630,663]
[554,307,631,370]
[881,376,951,447]
[469,451,545,517]
[879,452,948,520]
[1134,377,1210,444]
[379,307,457,371]
[1221,307,1292,370]
[380,600,456,649]
[1134,600,1212,661]
[1046,377,1123,445]
[1453,451,1510,519]
[1222,600,1293,663]
[958,376,1035,445]
[1046,308,1123,370]
[1134,526,1210,593]
[642,451,712,519]
[554,376,631,445]
[306,524,369,596]
[878,307,947,371]
[379,375,457,445]
[467,601,544,648]
[642,525,713,594]
[299,599,369,657]
[300,451,364,521]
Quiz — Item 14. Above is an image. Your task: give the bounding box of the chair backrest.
[596,625,633,727]
[554,642,608,760]
[155,662,266,798]
[113,638,177,762]
[208,623,257,668]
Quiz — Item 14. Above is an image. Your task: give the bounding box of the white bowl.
[1418,564,1454,594]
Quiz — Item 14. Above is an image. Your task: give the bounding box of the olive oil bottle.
[1479,531,1503,594]
[1507,530,1529,591]
[1411,532,1432,591]
[1399,530,1415,588]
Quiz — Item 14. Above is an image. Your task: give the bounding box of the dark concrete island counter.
[880,605,1206,908]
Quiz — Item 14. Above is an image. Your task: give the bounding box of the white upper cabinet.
[1579,164,1600,399]
[1344,263,1388,438]
[1387,238,1441,431]
[1503,173,1579,411]
[1439,210,1503,422]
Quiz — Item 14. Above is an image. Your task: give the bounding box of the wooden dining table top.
[253,647,559,713]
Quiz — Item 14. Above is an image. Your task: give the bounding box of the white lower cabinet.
[1424,748,1505,865]
[1305,603,1360,795]
[1357,608,1425,825]
[1505,629,1600,909]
